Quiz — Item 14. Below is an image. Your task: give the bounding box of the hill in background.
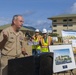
[23,26,36,31]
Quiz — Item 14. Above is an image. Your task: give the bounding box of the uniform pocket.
[8,36,15,43]
[5,37,15,48]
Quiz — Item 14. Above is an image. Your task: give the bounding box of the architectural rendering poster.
[62,30,76,54]
[49,45,76,73]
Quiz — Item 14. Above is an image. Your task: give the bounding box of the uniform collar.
[9,26,21,35]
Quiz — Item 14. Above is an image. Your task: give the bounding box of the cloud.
[0,10,35,26]
[69,2,76,14]
[0,10,52,31]
[0,17,11,26]
[24,19,52,31]
[20,10,52,31]
[21,10,36,17]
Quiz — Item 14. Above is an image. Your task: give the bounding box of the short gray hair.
[11,15,23,25]
[12,15,22,21]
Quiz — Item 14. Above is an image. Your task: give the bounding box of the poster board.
[62,30,76,54]
[27,40,39,45]
[52,37,58,42]
[49,45,76,73]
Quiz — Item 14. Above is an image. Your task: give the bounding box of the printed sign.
[27,40,39,45]
[62,30,76,54]
[49,45,76,73]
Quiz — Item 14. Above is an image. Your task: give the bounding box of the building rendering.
[48,14,76,36]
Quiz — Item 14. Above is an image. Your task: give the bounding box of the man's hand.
[0,31,8,49]
[21,47,28,56]
[22,50,28,56]
[2,31,8,41]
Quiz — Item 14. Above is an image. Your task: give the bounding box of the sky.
[0,0,76,31]
[54,49,70,58]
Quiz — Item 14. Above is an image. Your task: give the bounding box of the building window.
[63,19,67,22]
[53,20,57,22]
[63,25,67,27]
[53,25,57,27]
[53,30,57,32]
[68,19,72,21]
[68,24,73,26]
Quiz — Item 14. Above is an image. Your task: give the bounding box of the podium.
[8,52,53,75]
[39,52,53,75]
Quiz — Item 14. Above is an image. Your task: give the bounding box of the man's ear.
[13,20,16,24]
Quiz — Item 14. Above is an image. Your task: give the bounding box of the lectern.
[8,52,53,75]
